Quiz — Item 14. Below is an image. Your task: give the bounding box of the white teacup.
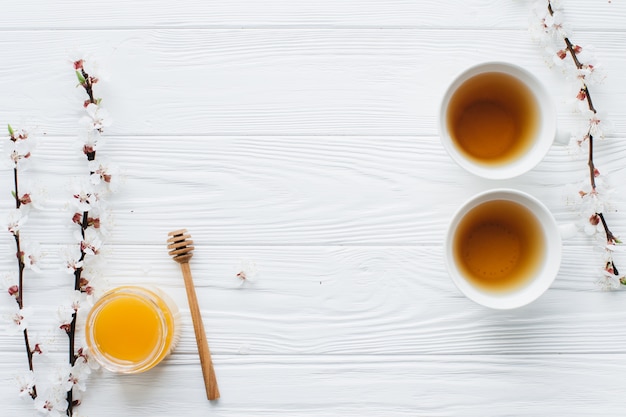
[439,62,559,179]
[445,189,574,309]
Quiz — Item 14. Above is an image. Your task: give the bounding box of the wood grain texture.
[2,135,626,246]
[2,353,626,416]
[0,30,624,136]
[0,0,624,30]
[1,0,626,416]
[1,245,624,357]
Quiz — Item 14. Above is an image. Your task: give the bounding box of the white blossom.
[16,179,47,210]
[75,346,101,371]
[8,307,33,333]
[56,304,74,332]
[77,127,104,156]
[5,208,28,235]
[88,158,119,190]
[34,387,68,417]
[70,179,100,212]
[21,240,43,273]
[14,370,36,399]
[80,103,112,132]
[70,361,92,391]
[235,259,259,285]
[75,227,103,256]
[597,271,620,291]
[4,127,36,169]
[61,246,84,275]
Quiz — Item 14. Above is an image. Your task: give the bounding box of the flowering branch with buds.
[4,124,40,401]
[57,58,115,416]
[531,0,623,289]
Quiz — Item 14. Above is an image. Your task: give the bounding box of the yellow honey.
[85,286,179,373]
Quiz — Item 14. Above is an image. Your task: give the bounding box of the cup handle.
[559,223,578,240]
[554,129,570,146]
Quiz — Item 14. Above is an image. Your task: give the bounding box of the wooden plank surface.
[0,0,623,30]
[0,0,625,416]
[0,30,624,136]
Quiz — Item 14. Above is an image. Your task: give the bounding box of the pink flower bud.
[72,212,83,225]
[589,214,600,226]
[73,59,84,70]
[556,49,567,60]
[594,168,600,177]
[83,144,95,156]
[19,193,32,205]
[576,89,587,101]
[8,285,19,298]
[573,45,583,54]
[32,344,43,355]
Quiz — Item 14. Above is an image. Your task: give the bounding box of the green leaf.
[76,70,86,85]
[11,190,16,198]
[7,124,14,135]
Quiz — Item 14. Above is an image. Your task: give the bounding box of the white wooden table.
[1,1,626,415]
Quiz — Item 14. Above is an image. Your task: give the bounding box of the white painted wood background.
[1,0,626,415]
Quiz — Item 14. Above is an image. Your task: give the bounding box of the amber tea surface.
[446,71,539,165]
[453,199,546,292]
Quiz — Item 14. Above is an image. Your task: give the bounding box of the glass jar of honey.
[85,286,179,373]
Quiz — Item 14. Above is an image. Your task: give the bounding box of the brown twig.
[66,63,100,417]
[10,158,37,399]
[547,0,620,279]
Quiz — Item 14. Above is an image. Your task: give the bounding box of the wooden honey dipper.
[167,229,220,400]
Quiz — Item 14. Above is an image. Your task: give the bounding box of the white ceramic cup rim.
[439,62,557,180]
[445,189,562,309]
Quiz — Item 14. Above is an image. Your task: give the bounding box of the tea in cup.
[439,62,559,179]
[445,189,573,309]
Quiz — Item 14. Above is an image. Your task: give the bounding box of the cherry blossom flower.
[5,127,36,169]
[2,271,18,294]
[15,371,36,399]
[5,208,28,235]
[80,103,112,132]
[88,158,119,189]
[8,307,33,333]
[235,259,259,285]
[69,361,92,392]
[15,179,47,211]
[75,227,103,256]
[597,269,620,291]
[583,109,612,139]
[20,240,43,273]
[33,387,68,417]
[530,1,569,40]
[75,346,100,371]
[56,304,75,334]
[70,182,100,212]
[77,128,104,156]
[575,62,605,86]
[61,246,84,275]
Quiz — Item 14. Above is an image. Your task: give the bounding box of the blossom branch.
[534,0,622,287]
[62,57,113,416]
[6,124,38,399]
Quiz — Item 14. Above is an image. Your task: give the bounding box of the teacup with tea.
[445,189,575,309]
[439,62,562,179]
